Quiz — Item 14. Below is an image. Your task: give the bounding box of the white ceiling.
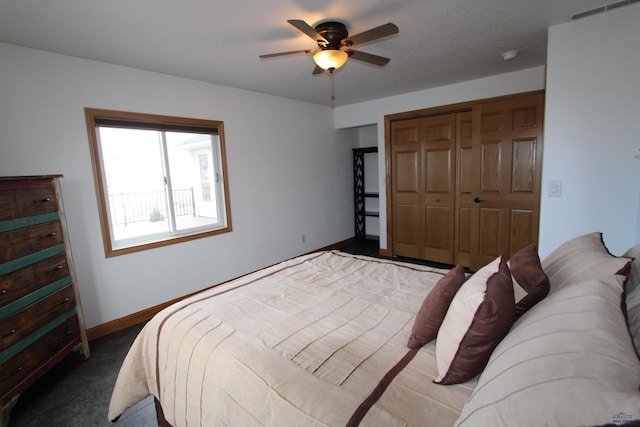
[0,0,608,107]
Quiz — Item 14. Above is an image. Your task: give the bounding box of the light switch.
[548,180,562,197]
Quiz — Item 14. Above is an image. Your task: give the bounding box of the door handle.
[473,197,482,203]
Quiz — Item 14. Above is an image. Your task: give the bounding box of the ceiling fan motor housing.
[315,21,349,49]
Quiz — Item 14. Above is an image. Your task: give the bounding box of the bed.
[108,233,640,427]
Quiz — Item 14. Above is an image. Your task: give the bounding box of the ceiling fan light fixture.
[313,49,348,70]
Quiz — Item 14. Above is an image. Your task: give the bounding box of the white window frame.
[85,108,232,257]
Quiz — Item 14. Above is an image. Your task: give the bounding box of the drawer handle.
[34,197,51,203]
[0,289,7,296]
[47,264,64,273]
[1,365,23,382]
[62,329,73,337]
[41,232,57,238]
[0,328,17,339]
[58,297,72,305]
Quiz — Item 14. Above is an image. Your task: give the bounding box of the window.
[85,108,232,257]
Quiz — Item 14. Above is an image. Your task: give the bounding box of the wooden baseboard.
[379,247,391,257]
[87,237,357,342]
[87,298,177,342]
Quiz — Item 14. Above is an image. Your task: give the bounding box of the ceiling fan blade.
[287,19,328,45]
[347,50,391,66]
[342,23,399,47]
[312,65,325,75]
[259,49,317,59]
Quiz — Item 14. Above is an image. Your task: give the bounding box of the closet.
[386,91,544,271]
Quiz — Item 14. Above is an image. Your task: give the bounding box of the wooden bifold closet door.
[390,113,460,264]
[387,91,544,271]
[469,93,543,269]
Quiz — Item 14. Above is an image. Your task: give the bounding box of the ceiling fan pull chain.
[329,68,336,106]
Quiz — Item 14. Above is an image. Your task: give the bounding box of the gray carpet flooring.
[8,322,156,427]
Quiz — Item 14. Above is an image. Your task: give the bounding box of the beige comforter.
[108,251,475,426]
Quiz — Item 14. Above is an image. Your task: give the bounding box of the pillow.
[455,275,640,427]
[624,244,640,356]
[434,256,515,385]
[541,232,631,291]
[508,244,549,318]
[407,265,467,349]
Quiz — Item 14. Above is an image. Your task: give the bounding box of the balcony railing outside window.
[109,188,195,226]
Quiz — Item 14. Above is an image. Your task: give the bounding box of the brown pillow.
[407,265,467,349]
[434,256,515,385]
[509,244,550,318]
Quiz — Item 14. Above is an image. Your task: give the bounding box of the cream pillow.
[434,256,514,385]
[455,275,640,427]
[541,232,631,291]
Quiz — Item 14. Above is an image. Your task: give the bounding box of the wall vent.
[570,0,640,20]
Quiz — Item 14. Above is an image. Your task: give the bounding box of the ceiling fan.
[260,19,399,74]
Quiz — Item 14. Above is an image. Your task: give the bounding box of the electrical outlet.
[548,180,562,197]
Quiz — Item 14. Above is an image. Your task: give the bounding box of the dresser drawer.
[0,285,76,352]
[0,253,69,309]
[0,186,58,222]
[0,176,89,420]
[0,221,64,264]
[0,315,80,397]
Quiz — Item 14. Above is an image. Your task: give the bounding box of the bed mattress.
[108,251,476,426]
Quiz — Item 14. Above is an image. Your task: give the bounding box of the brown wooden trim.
[379,247,392,257]
[87,299,176,342]
[87,238,357,341]
[384,90,543,123]
[83,108,233,258]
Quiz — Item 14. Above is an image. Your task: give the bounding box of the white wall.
[334,67,546,249]
[540,4,640,257]
[0,43,352,328]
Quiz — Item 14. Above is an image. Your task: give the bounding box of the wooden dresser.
[0,175,89,426]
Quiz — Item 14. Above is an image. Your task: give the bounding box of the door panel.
[394,150,419,192]
[458,207,471,251]
[509,209,534,254]
[470,93,543,270]
[425,148,452,193]
[391,114,456,263]
[477,207,503,258]
[455,111,473,266]
[424,205,453,261]
[479,140,503,193]
[422,114,456,264]
[391,119,423,258]
[513,105,538,130]
[395,204,420,248]
[511,138,536,193]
